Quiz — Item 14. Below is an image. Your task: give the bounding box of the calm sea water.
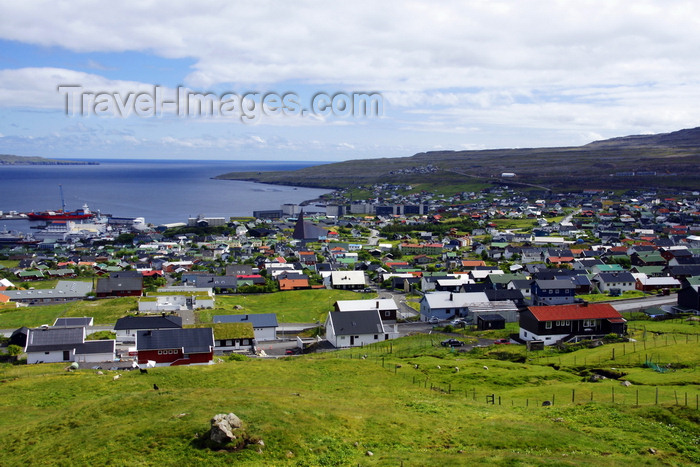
[0,159,330,229]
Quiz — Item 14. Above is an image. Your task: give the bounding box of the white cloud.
[2,1,700,92]
[2,1,700,156]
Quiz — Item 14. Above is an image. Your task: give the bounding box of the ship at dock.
[25,185,96,221]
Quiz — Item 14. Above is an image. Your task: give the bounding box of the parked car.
[428,316,439,324]
[440,338,464,347]
[451,318,466,327]
[494,338,511,345]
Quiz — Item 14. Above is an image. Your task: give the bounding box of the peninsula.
[215,127,700,192]
[0,154,98,165]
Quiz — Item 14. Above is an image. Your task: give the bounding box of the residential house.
[507,279,533,301]
[96,275,143,298]
[113,315,183,344]
[329,271,366,289]
[591,272,636,293]
[419,291,489,321]
[325,310,395,348]
[136,328,214,366]
[189,323,255,354]
[531,279,576,306]
[519,303,627,345]
[25,326,115,364]
[213,313,279,341]
[278,273,310,291]
[335,298,399,324]
[635,276,681,292]
[138,290,214,312]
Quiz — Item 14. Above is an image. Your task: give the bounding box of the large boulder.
[210,413,243,445]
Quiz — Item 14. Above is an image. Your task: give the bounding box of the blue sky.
[1,1,700,161]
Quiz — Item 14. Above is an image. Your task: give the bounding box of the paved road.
[611,294,678,312]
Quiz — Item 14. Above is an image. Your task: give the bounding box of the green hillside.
[1,319,698,466]
[216,127,700,192]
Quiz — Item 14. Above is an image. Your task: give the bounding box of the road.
[610,294,678,312]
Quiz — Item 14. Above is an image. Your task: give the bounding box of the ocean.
[0,159,330,230]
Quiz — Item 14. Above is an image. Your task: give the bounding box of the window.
[564,320,570,325]
[545,321,552,329]
[374,334,378,340]
[583,319,596,327]
[385,311,390,317]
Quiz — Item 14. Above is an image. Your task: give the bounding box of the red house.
[136,328,214,366]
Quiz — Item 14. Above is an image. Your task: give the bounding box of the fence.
[334,332,699,411]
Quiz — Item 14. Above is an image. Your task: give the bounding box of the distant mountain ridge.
[216,126,700,191]
[584,127,700,148]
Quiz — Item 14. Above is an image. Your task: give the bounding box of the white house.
[325,310,397,348]
[419,292,490,322]
[138,290,214,312]
[329,271,366,289]
[25,326,115,364]
[592,272,636,293]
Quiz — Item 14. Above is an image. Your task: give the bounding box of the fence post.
[636,389,639,407]
[572,389,575,404]
[655,387,659,405]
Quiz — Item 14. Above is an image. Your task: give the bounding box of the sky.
[1,1,700,162]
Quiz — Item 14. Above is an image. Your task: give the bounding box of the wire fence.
[334,332,700,410]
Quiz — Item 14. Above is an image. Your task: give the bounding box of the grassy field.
[576,290,646,302]
[0,297,138,328]
[198,289,372,323]
[0,324,698,466]
[487,218,537,231]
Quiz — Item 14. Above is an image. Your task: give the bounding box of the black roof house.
[326,310,384,336]
[114,315,183,331]
[25,327,84,353]
[136,328,214,354]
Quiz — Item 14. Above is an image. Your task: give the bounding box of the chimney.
[376,301,379,308]
[450,293,453,301]
[581,302,588,307]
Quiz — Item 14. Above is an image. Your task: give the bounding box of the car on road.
[493,338,511,345]
[428,316,440,324]
[440,338,464,347]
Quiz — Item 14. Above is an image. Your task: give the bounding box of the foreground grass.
[0,343,697,466]
[198,289,367,323]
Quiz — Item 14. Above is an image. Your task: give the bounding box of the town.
[1,183,698,367]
